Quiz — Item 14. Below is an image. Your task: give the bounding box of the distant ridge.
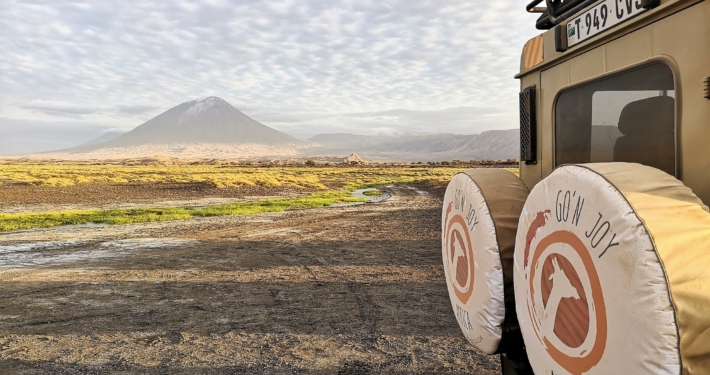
[68,97,306,153]
[25,97,517,161]
[307,129,519,161]
[78,131,125,147]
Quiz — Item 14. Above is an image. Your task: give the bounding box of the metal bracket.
[641,0,661,10]
[554,24,568,52]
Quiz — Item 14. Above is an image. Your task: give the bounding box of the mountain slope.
[30,97,516,161]
[388,133,473,154]
[78,131,125,147]
[441,129,520,160]
[308,129,519,161]
[71,97,305,153]
[307,133,395,152]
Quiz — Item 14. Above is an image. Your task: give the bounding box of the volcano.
[79,97,305,150]
[31,96,519,161]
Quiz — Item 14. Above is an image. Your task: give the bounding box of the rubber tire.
[514,163,710,375]
[442,169,528,354]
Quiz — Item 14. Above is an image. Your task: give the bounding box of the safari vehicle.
[441,0,710,374]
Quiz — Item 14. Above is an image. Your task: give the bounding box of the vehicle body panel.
[517,0,710,204]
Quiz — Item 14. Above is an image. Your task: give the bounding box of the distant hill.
[307,129,519,161]
[308,133,395,150]
[389,133,473,154]
[67,97,306,153]
[24,97,517,161]
[39,97,309,159]
[440,129,520,160]
[77,131,125,147]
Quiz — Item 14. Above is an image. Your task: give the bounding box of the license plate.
[567,0,648,47]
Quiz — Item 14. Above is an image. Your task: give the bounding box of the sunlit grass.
[0,165,518,190]
[362,189,384,196]
[0,165,519,231]
[0,191,367,232]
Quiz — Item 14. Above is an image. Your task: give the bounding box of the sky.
[0,0,541,154]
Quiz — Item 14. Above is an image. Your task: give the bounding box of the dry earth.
[0,184,501,374]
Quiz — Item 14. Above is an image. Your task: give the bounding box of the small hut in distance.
[344,153,366,165]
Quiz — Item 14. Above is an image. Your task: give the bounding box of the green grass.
[0,165,518,189]
[362,189,384,196]
[0,191,367,232]
[0,165,520,232]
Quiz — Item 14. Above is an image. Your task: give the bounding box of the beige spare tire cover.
[514,163,710,375]
[442,169,529,354]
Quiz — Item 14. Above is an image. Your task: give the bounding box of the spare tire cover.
[514,163,710,375]
[442,169,528,354]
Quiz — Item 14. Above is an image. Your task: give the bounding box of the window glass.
[555,63,675,175]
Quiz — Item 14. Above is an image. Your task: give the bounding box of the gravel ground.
[0,183,501,374]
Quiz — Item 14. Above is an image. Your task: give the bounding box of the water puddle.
[101,238,198,249]
[0,240,87,253]
[404,186,428,196]
[0,238,198,269]
[0,249,122,269]
[331,188,391,207]
[351,188,391,202]
[57,223,106,230]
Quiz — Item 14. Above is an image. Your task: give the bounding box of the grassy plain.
[0,164,518,231]
[0,191,367,232]
[0,164,505,189]
[0,182,503,374]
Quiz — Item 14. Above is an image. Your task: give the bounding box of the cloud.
[0,117,112,155]
[237,105,518,139]
[19,100,102,118]
[0,0,541,146]
[115,104,163,116]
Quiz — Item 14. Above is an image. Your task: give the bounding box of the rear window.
[555,63,676,175]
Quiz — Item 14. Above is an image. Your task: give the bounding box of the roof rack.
[526,0,598,29]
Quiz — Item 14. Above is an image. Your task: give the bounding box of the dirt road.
[0,184,500,374]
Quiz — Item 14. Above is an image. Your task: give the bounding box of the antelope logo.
[524,216,607,375]
[444,213,475,304]
[540,257,581,340]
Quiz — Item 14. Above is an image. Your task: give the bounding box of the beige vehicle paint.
[516,0,710,205]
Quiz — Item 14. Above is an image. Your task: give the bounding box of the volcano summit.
[54,97,308,159]
[82,97,304,149]
[30,96,519,162]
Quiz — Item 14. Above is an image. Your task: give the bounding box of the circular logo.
[442,173,511,354]
[516,166,684,374]
[523,218,607,375]
[444,211,475,304]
